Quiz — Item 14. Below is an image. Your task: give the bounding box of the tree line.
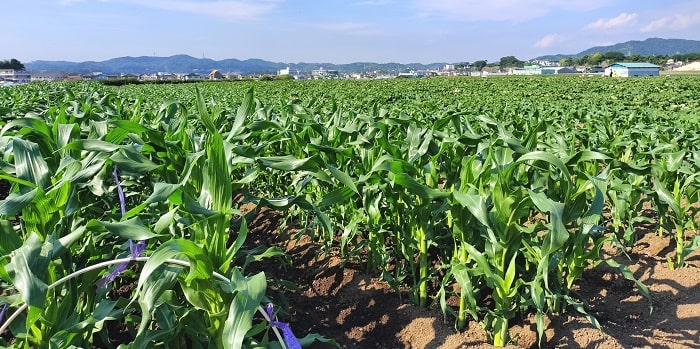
[0,59,26,70]
[455,52,700,71]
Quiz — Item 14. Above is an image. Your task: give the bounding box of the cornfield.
[0,76,699,348]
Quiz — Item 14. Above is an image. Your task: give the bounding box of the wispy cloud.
[641,12,700,32]
[121,0,283,20]
[586,12,638,30]
[412,0,614,22]
[315,22,381,35]
[534,34,561,48]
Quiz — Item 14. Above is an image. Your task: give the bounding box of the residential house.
[0,69,31,84]
[156,72,178,81]
[181,73,204,81]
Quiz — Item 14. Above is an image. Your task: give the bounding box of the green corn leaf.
[297,333,338,347]
[222,271,266,348]
[683,235,700,257]
[390,172,450,199]
[153,208,177,234]
[451,263,479,321]
[464,243,500,285]
[0,220,22,256]
[665,150,686,172]
[5,233,49,329]
[0,188,37,216]
[652,176,681,217]
[55,123,79,149]
[199,131,230,213]
[257,155,321,171]
[195,87,216,133]
[0,173,37,189]
[145,183,182,205]
[66,299,121,332]
[109,119,149,135]
[0,117,52,139]
[228,87,255,139]
[517,150,571,183]
[180,278,224,314]
[228,216,248,259]
[453,191,490,228]
[12,138,50,189]
[63,139,122,152]
[326,164,358,194]
[135,239,213,292]
[134,265,181,341]
[110,147,160,174]
[96,217,161,240]
[319,186,356,208]
[528,189,569,253]
[565,150,611,165]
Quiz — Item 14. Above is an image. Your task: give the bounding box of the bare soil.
[246,206,700,349]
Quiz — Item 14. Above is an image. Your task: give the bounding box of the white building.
[31,71,67,82]
[181,73,204,81]
[541,67,578,75]
[311,67,339,79]
[0,69,31,84]
[278,67,291,76]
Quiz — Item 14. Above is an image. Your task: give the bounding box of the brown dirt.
[246,206,700,349]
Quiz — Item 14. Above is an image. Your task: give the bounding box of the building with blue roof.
[606,62,660,77]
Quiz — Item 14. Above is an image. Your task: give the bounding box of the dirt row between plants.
[245,207,700,349]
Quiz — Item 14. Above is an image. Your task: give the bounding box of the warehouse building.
[541,66,578,75]
[605,62,660,77]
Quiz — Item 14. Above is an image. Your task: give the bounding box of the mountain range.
[24,38,700,74]
[533,38,700,62]
[25,55,446,75]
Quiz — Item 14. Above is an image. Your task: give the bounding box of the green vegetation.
[1,76,699,347]
[0,59,25,71]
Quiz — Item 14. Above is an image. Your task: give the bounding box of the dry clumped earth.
[245,206,700,349]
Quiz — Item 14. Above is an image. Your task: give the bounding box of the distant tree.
[586,52,604,66]
[573,55,589,66]
[559,58,573,66]
[673,53,700,62]
[0,58,25,70]
[603,51,625,62]
[454,62,471,71]
[472,60,488,71]
[649,54,669,65]
[499,56,524,69]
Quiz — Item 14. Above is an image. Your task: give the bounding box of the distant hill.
[25,55,447,75]
[534,38,700,62]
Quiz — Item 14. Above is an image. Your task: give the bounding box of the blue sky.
[7,0,700,64]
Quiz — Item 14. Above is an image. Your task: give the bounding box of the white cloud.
[641,12,700,32]
[534,34,561,48]
[586,12,638,30]
[121,0,283,20]
[412,0,613,22]
[314,22,381,36]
